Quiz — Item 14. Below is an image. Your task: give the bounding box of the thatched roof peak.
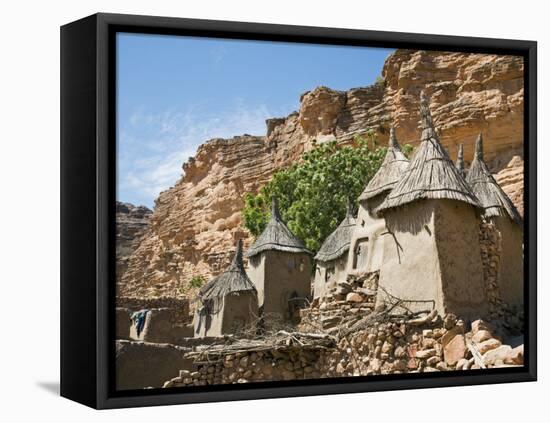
[229,239,245,272]
[388,126,399,148]
[377,92,481,213]
[466,133,522,224]
[271,196,281,221]
[247,197,311,258]
[358,125,409,202]
[456,143,466,179]
[420,91,437,139]
[199,239,256,301]
[474,133,484,161]
[315,208,356,263]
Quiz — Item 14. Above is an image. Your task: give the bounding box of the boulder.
[476,338,502,355]
[346,292,364,303]
[456,358,469,370]
[472,329,492,343]
[482,345,512,366]
[504,345,524,365]
[471,319,491,334]
[416,349,437,359]
[441,327,466,366]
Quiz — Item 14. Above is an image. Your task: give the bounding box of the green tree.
[242,132,410,252]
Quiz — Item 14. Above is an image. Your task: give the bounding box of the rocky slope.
[116,202,152,290]
[119,49,525,298]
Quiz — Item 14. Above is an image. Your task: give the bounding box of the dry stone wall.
[162,313,523,389]
[479,221,504,318]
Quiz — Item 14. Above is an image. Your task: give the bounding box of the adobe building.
[347,126,409,277]
[246,198,312,320]
[313,205,355,299]
[466,133,524,308]
[194,239,259,337]
[375,92,488,320]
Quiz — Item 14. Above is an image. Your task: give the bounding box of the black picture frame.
[60,12,537,409]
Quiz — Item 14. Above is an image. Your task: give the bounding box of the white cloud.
[117,103,273,207]
[210,45,227,65]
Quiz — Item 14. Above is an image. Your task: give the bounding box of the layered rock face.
[116,202,152,286]
[495,156,524,217]
[377,50,524,170]
[120,132,309,297]
[119,50,525,298]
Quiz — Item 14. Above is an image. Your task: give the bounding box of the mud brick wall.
[116,296,190,324]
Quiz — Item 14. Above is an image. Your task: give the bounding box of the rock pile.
[300,273,378,334]
[320,314,523,378]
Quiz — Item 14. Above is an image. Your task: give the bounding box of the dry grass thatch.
[247,198,311,258]
[314,208,355,263]
[466,134,523,224]
[199,239,257,300]
[358,126,409,202]
[377,92,481,213]
[456,143,467,179]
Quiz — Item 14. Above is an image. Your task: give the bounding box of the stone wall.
[300,272,377,335]
[162,313,523,389]
[479,221,504,318]
[164,347,324,387]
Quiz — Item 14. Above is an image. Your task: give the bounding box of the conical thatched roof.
[358,126,409,202]
[378,92,481,213]
[199,239,257,300]
[456,143,467,179]
[466,134,522,224]
[315,204,356,263]
[246,198,311,258]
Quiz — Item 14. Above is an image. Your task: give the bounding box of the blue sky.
[117,33,394,208]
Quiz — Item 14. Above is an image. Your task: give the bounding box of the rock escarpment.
[116,202,152,287]
[119,50,525,298]
[495,156,524,217]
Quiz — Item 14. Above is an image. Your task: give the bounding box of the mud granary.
[245,198,312,322]
[466,134,524,309]
[347,126,410,279]
[194,239,259,337]
[313,204,355,299]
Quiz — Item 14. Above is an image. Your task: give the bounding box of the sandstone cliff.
[119,49,525,298]
[116,202,152,290]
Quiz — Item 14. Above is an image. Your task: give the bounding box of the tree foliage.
[242,132,411,252]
